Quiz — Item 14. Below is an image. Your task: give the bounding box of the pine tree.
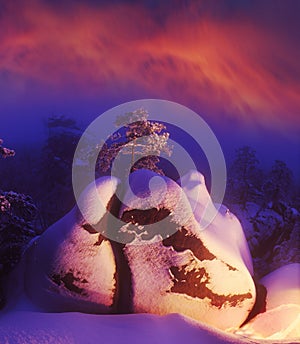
[227,146,262,207]
[98,108,173,176]
[263,160,293,210]
[38,115,81,228]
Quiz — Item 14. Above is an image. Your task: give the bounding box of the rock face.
[119,170,256,330]
[24,177,120,313]
[23,170,256,330]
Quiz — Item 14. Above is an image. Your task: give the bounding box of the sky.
[0,0,299,177]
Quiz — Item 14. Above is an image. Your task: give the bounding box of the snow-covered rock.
[119,169,256,330]
[24,176,120,313]
[2,169,299,343]
[236,263,300,340]
[180,170,253,275]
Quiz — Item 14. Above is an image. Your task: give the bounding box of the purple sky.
[1,0,299,177]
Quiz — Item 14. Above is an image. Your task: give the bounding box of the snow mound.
[236,263,300,341]
[237,304,300,340]
[261,263,300,310]
[119,169,255,330]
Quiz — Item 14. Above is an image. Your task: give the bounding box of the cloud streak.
[0,0,299,135]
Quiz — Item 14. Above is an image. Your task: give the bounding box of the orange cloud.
[0,1,299,134]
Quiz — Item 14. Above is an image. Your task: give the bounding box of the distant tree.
[38,115,81,228]
[98,108,173,176]
[227,146,262,207]
[0,139,15,159]
[262,160,294,210]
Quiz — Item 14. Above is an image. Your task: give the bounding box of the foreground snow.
[235,264,300,341]
[0,310,297,344]
[2,263,298,344]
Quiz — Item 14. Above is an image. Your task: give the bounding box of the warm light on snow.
[236,263,300,341]
[1,171,299,343]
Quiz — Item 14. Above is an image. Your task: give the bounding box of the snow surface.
[0,309,298,344]
[235,264,300,341]
[181,170,254,275]
[77,176,120,225]
[237,304,300,340]
[260,263,300,310]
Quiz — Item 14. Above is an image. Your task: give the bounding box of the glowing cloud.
[0,0,299,134]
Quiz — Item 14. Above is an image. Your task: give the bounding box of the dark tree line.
[226,146,299,278]
[37,116,82,228]
[0,118,82,308]
[0,140,37,308]
[226,146,298,213]
[0,116,82,230]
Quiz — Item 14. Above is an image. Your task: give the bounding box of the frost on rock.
[119,169,255,331]
[237,263,300,340]
[24,176,120,313]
